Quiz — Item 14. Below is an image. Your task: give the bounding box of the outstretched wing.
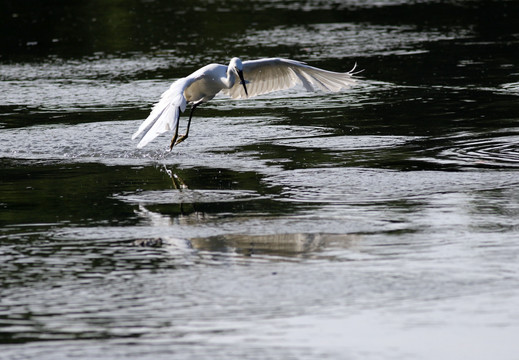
[132,78,190,148]
[224,58,358,99]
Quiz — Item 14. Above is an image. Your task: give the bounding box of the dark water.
[1,0,519,359]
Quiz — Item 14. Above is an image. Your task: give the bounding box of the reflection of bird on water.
[132,57,359,150]
[162,165,188,190]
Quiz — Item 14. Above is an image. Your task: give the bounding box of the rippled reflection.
[190,232,361,257]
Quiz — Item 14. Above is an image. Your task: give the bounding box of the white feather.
[223,58,358,99]
[132,79,188,148]
[132,57,359,149]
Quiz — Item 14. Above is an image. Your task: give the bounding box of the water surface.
[1,0,519,359]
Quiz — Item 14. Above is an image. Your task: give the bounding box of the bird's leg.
[175,103,199,146]
[169,107,182,151]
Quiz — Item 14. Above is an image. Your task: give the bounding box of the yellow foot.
[175,134,188,146]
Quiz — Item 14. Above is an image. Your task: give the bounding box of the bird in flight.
[132,57,358,150]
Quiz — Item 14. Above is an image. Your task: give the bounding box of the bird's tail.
[132,79,188,148]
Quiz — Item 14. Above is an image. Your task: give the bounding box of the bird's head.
[230,57,248,97]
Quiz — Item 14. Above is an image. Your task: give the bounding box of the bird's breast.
[184,74,226,103]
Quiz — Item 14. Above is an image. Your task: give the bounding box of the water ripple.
[500,82,519,95]
[243,23,473,59]
[419,132,519,168]
[117,189,267,205]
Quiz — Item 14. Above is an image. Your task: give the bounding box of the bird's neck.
[224,68,236,89]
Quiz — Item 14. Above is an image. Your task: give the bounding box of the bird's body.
[132,57,358,149]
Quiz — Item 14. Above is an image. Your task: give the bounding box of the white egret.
[132,57,359,150]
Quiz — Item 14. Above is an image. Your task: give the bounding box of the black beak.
[237,70,248,97]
